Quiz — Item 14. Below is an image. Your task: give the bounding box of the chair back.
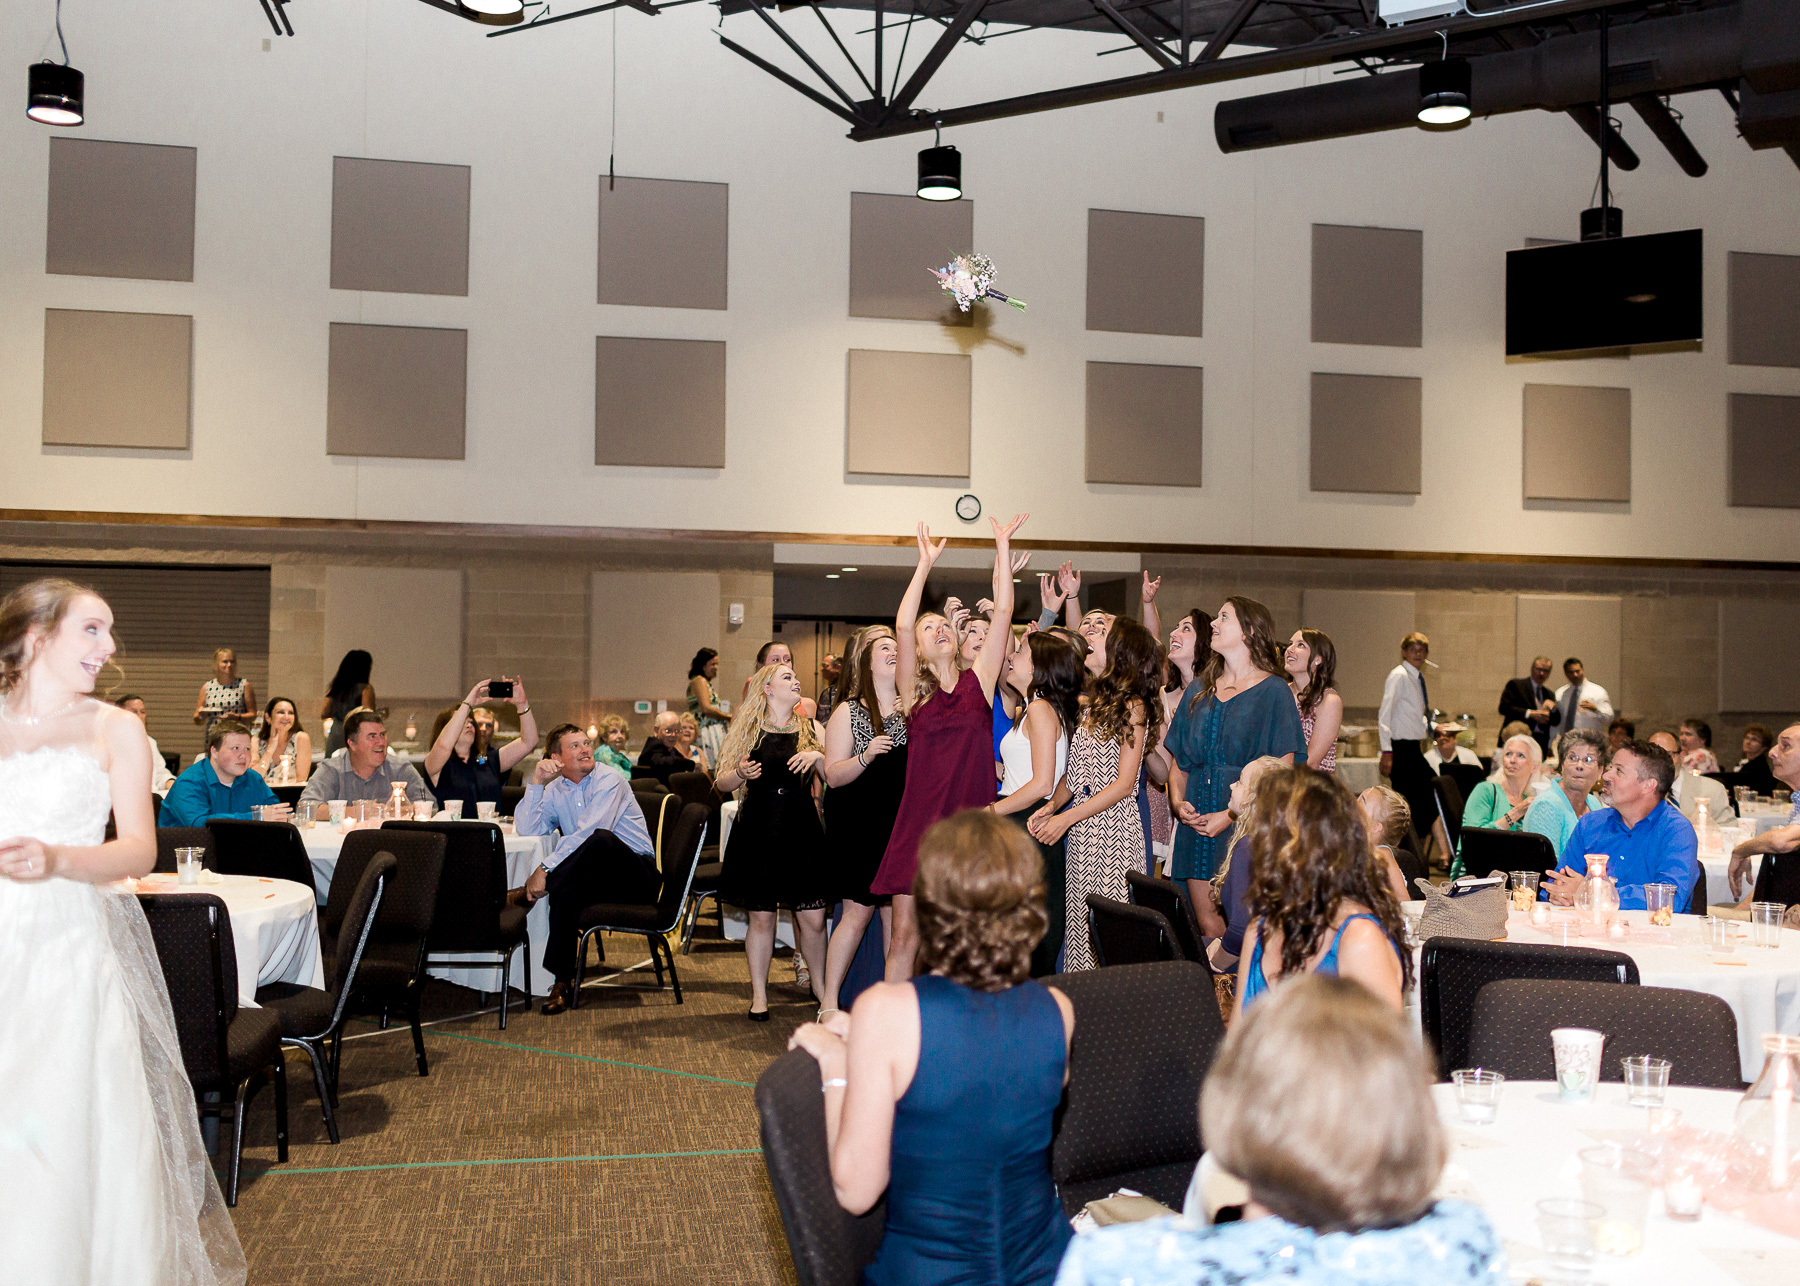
[1086,894,1182,967]
[630,769,668,790]
[382,820,508,952]
[1391,841,1429,895]
[1122,872,1208,966]
[335,829,447,939]
[638,789,678,872]
[329,853,396,1006]
[1686,873,1707,917]
[1044,960,1223,1212]
[136,892,236,1092]
[755,1048,886,1286]
[154,826,215,874]
[1433,775,1466,849]
[271,784,305,807]
[499,784,525,818]
[1457,826,1557,881]
[1467,979,1743,1089]
[1420,936,1639,1079]
[666,770,721,842]
[207,819,317,899]
[655,803,708,929]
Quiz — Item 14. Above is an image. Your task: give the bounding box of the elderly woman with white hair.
[1450,732,1543,878]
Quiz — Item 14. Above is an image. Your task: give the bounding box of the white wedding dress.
[0,743,246,1285]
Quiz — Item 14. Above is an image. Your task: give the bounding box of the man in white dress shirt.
[117,695,175,796]
[1379,632,1438,855]
[1551,657,1613,734]
[1648,731,1736,826]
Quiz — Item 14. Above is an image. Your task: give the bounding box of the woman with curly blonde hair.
[787,810,1074,1286]
[1236,767,1409,1015]
[1029,616,1166,971]
[715,661,829,1020]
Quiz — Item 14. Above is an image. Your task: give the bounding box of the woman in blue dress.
[788,809,1075,1286]
[1166,598,1306,910]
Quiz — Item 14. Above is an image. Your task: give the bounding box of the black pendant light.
[1418,32,1470,126]
[26,0,82,127]
[459,0,526,23]
[917,123,961,201]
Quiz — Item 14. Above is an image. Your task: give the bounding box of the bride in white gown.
[0,578,246,1285]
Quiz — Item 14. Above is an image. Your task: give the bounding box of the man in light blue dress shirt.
[515,723,658,1014]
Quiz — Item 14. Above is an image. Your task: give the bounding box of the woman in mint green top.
[1523,728,1607,860]
[1451,733,1542,877]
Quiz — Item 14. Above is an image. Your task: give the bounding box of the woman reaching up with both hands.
[868,512,1028,982]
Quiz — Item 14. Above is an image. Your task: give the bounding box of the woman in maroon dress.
[871,512,1028,981]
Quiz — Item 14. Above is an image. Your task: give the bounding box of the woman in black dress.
[716,661,831,1020]
[818,628,908,1016]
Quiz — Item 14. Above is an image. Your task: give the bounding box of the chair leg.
[679,897,697,955]
[662,934,683,1004]
[410,992,429,1078]
[329,1028,344,1105]
[228,1080,249,1207]
[571,928,591,1011]
[521,927,532,1007]
[297,1038,339,1144]
[646,934,665,988]
[499,949,511,1031]
[273,1054,289,1163]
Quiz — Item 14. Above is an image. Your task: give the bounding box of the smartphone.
[488,679,514,699]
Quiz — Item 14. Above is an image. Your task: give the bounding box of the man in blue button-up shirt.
[159,719,289,827]
[515,723,658,1015]
[1546,739,1698,912]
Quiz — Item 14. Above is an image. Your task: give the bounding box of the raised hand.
[975,597,996,617]
[1141,572,1162,604]
[990,513,1029,545]
[915,522,948,568]
[1039,572,1065,610]
[1009,549,1031,575]
[1057,562,1081,597]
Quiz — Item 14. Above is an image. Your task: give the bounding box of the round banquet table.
[1429,1081,1799,1285]
[137,871,323,1007]
[1412,907,1800,1082]
[299,822,556,998]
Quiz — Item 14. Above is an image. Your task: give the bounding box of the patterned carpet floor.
[225,927,809,1285]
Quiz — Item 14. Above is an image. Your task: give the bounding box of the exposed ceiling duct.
[1214,3,1800,173]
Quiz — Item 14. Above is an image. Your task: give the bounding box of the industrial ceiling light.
[460,0,525,22]
[1418,32,1470,126]
[26,0,82,127]
[917,123,961,201]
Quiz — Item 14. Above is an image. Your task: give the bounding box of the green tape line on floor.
[422,1028,758,1088]
[269,1148,762,1176]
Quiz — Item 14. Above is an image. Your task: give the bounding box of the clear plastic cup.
[1536,1198,1603,1277]
[1710,914,1739,953]
[174,846,203,885]
[1621,1055,1671,1107]
[1510,871,1542,912]
[1644,882,1676,927]
[1578,1146,1654,1255]
[1452,1068,1504,1124]
[1751,902,1784,948]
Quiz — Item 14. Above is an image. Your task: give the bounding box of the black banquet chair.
[383,818,532,1027]
[207,818,317,900]
[1420,936,1639,1080]
[571,802,707,1008]
[154,825,215,874]
[256,853,395,1143]
[136,892,287,1206]
[1467,979,1744,1089]
[1085,894,1183,968]
[1124,871,1209,966]
[322,829,447,1077]
[1455,827,1558,882]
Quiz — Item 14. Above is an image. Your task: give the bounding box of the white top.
[1552,678,1614,732]
[1425,745,1482,772]
[1670,769,1736,825]
[146,734,174,795]
[1378,659,1430,750]
[998,715,1068,800]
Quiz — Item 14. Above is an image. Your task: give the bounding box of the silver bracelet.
[821,1078,848,1091]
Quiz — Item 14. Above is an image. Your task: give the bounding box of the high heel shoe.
[747,1007,770,1022]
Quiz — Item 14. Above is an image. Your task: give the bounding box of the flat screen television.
[1505,228,1703,357]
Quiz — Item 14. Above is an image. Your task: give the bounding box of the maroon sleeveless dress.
[871,668,999,897]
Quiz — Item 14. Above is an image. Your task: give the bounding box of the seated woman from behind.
[788,809,1075,1286]
[1357,785,1419,906]
[1235,767,1409,1014]
[1056,974,1504,1286]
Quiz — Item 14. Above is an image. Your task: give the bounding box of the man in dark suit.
[1499,656,1557,756]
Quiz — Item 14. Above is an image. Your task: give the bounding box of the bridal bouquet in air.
[931,252,1027,312]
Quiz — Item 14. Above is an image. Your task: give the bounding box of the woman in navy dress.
[1166,597,1306,911]
[789,810,1074,1286]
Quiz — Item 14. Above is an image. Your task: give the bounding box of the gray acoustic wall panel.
[849,193,974,323]
[46,138,195,282]
[1085,361,1204,486]
[326,323,467,459]
[1728,392,1800,508]
[42,309,191,449]
[598,176,729,310]
[1522,384,1631,502]
[595,336,727,467]
[330,157,470,296]
[1728,251,1800,368]
[845,349,970,477]
[1311,224,1423,348]
[1309,372,1421,494]
[1086,209,1204,337]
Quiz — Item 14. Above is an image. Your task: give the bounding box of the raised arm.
[496,676,538,773]
[425,681,487,782]
[1058,562,1082,632]
[972,514,1028,701]
[895,523,946,712]
[1140,571,1162,641]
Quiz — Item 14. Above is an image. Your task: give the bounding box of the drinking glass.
[1621,1055,1671,1107]
[174,846,203,886]
[1535,1198,1602,1280]
[328,799,347,824]
[1509,871,1542,911]
[444,799,464,820]
[356,799,379,823]
[1451,1068,1504,1124]
[1549,918,1579,947]
[1644,882,1677,927]
[1736,785,1753,809]
[1751,901,1784,948]
[1709,914,1740,953]
[476,800,497,821]
[250,804,266,821]
[413,800,435,821]
[1552,1027,1606,1102]
[1776,789,1793,807]
[1578,1146,1654,1256]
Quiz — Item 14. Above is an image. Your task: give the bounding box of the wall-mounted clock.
[955,494,981,522]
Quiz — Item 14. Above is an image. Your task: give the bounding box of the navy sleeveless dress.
[866,974,1072,1286]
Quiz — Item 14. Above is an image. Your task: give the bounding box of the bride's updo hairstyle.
[0,577,97,695]
[914,810,1046,993]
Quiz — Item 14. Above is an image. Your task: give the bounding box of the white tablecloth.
[1429,1081,1799,1285]
[1701,852,1764,907]
[1433,908,1800,1081]
[139,872,322,1007]
[300,823,555,998]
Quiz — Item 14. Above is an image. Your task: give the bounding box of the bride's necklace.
[0,695,83,726]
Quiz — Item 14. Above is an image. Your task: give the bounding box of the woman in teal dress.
[1166,598,1306,906]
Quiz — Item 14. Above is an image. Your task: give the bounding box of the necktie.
[1418,671,1430,728]
[1565,683,1579,726]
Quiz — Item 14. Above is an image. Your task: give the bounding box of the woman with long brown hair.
[1028,617,1166,971]
[1236,766,1409,1013]
[1166,598,1307,908]
[1285,628,1342,773]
